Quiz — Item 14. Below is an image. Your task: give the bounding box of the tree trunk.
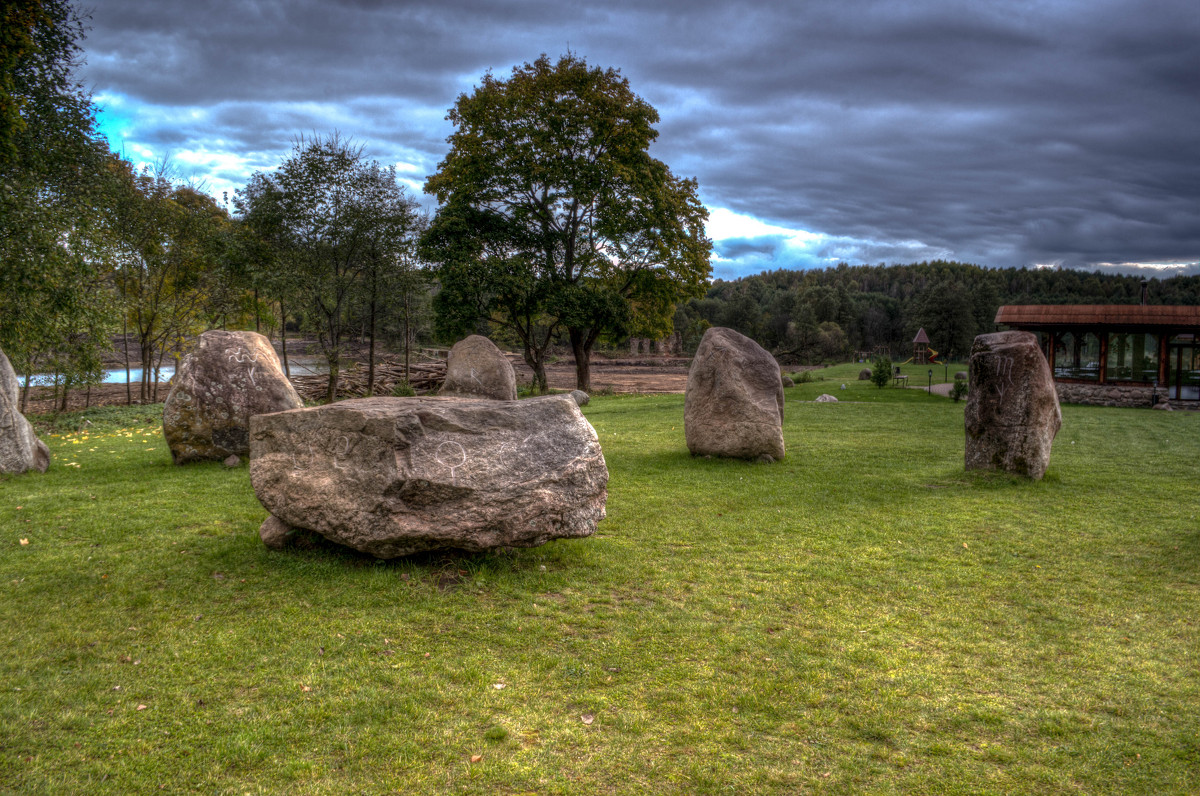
[254,288,260,333]
[569,328,591,393]
[402,300,411,386]
[59,386,69,413]
[366,297,377,396]
[140,341,152,403]
[523,346,548,393]
[20,372,30,414]
[123,319,132,406]
[325,356,339,404]
[279,301,290,378]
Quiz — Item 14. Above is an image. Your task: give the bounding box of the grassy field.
[2,367,1198,794]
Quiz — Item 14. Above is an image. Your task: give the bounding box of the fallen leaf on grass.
[492,683,506,690]
[301,685,311,692]
[137,704,147,711]
[581,714,595,725]
[470,754,482,763]
[19,539,28,546]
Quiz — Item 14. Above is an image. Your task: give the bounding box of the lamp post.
[928,368,933,394]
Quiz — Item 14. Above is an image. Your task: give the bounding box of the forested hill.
[674,261,1200,363]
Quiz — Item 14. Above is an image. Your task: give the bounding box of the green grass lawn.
[2,382,1197,794]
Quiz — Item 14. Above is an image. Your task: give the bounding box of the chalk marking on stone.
[291,442,315,472]
[226,346,261,386]
[994,356,1015,403]
[435,440,467,485]
[332,435,352,470]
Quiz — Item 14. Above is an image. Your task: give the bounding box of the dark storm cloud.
[82,0,1199,274]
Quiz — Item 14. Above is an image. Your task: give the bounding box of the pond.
[23,357,330,385]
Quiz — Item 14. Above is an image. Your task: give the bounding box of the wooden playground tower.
[912,328,933,364]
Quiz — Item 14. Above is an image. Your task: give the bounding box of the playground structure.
[901,327,940,365]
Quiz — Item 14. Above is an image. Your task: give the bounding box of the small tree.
[871,355,893,389]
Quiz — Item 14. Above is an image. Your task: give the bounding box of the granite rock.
[250,395,608,557]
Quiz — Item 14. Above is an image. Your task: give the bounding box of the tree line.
[7,2,1197,408]
[676,261,1200,364]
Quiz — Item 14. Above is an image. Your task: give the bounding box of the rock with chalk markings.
[250,395,608,557]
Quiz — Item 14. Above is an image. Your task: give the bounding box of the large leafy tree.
[0,0,114,408]
[423,54,712,391]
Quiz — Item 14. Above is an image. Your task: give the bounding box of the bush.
[390,380,416,397]
[950,379,969,402]
[870,356,893,389]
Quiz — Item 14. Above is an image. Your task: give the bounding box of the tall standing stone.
[685,327,785,460]
[965,330,1061,479]
[163,331,303,464]
[0,349,50,474]
[439,335,517,400]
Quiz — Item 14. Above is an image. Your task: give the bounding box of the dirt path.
[511,357,690,394]
[22,355,693,414]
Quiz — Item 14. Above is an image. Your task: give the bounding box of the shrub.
[950,379,969,402]
[870,356,893,389]
[390,380,416,397]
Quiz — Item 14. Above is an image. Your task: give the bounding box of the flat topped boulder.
[0,349,50,474]
[439,335,517,400]
[249,395,608,557]
[965,330,1061,479]
[163,330,303,464]
[685,327,784,460]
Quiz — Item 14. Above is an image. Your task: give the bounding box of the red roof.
[912,327,930,344]
[995,305,1200,328]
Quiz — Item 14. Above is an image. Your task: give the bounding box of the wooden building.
[995,305,1200,408]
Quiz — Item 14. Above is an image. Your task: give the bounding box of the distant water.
[23,358,328,385]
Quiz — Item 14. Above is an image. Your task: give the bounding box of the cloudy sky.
[81,0,1199,280]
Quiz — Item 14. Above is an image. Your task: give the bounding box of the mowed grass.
[1,382,1197,794]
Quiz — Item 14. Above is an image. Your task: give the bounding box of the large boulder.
[965,331,1061,479]
[858,368,872,380]
[439,335,517,400]
[0,349,50,474]
[249,395,608,557]
[163,331,303,464]
[684,327,785,460]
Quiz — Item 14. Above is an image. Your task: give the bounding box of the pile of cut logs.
[288,356,446,402]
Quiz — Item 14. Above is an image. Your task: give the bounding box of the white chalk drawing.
[495,437,533,480]
[226,346,261,386]
[332,435,352,470]
[290,442,315,471]
[435,440,468,485]
[993,356,1015,402]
